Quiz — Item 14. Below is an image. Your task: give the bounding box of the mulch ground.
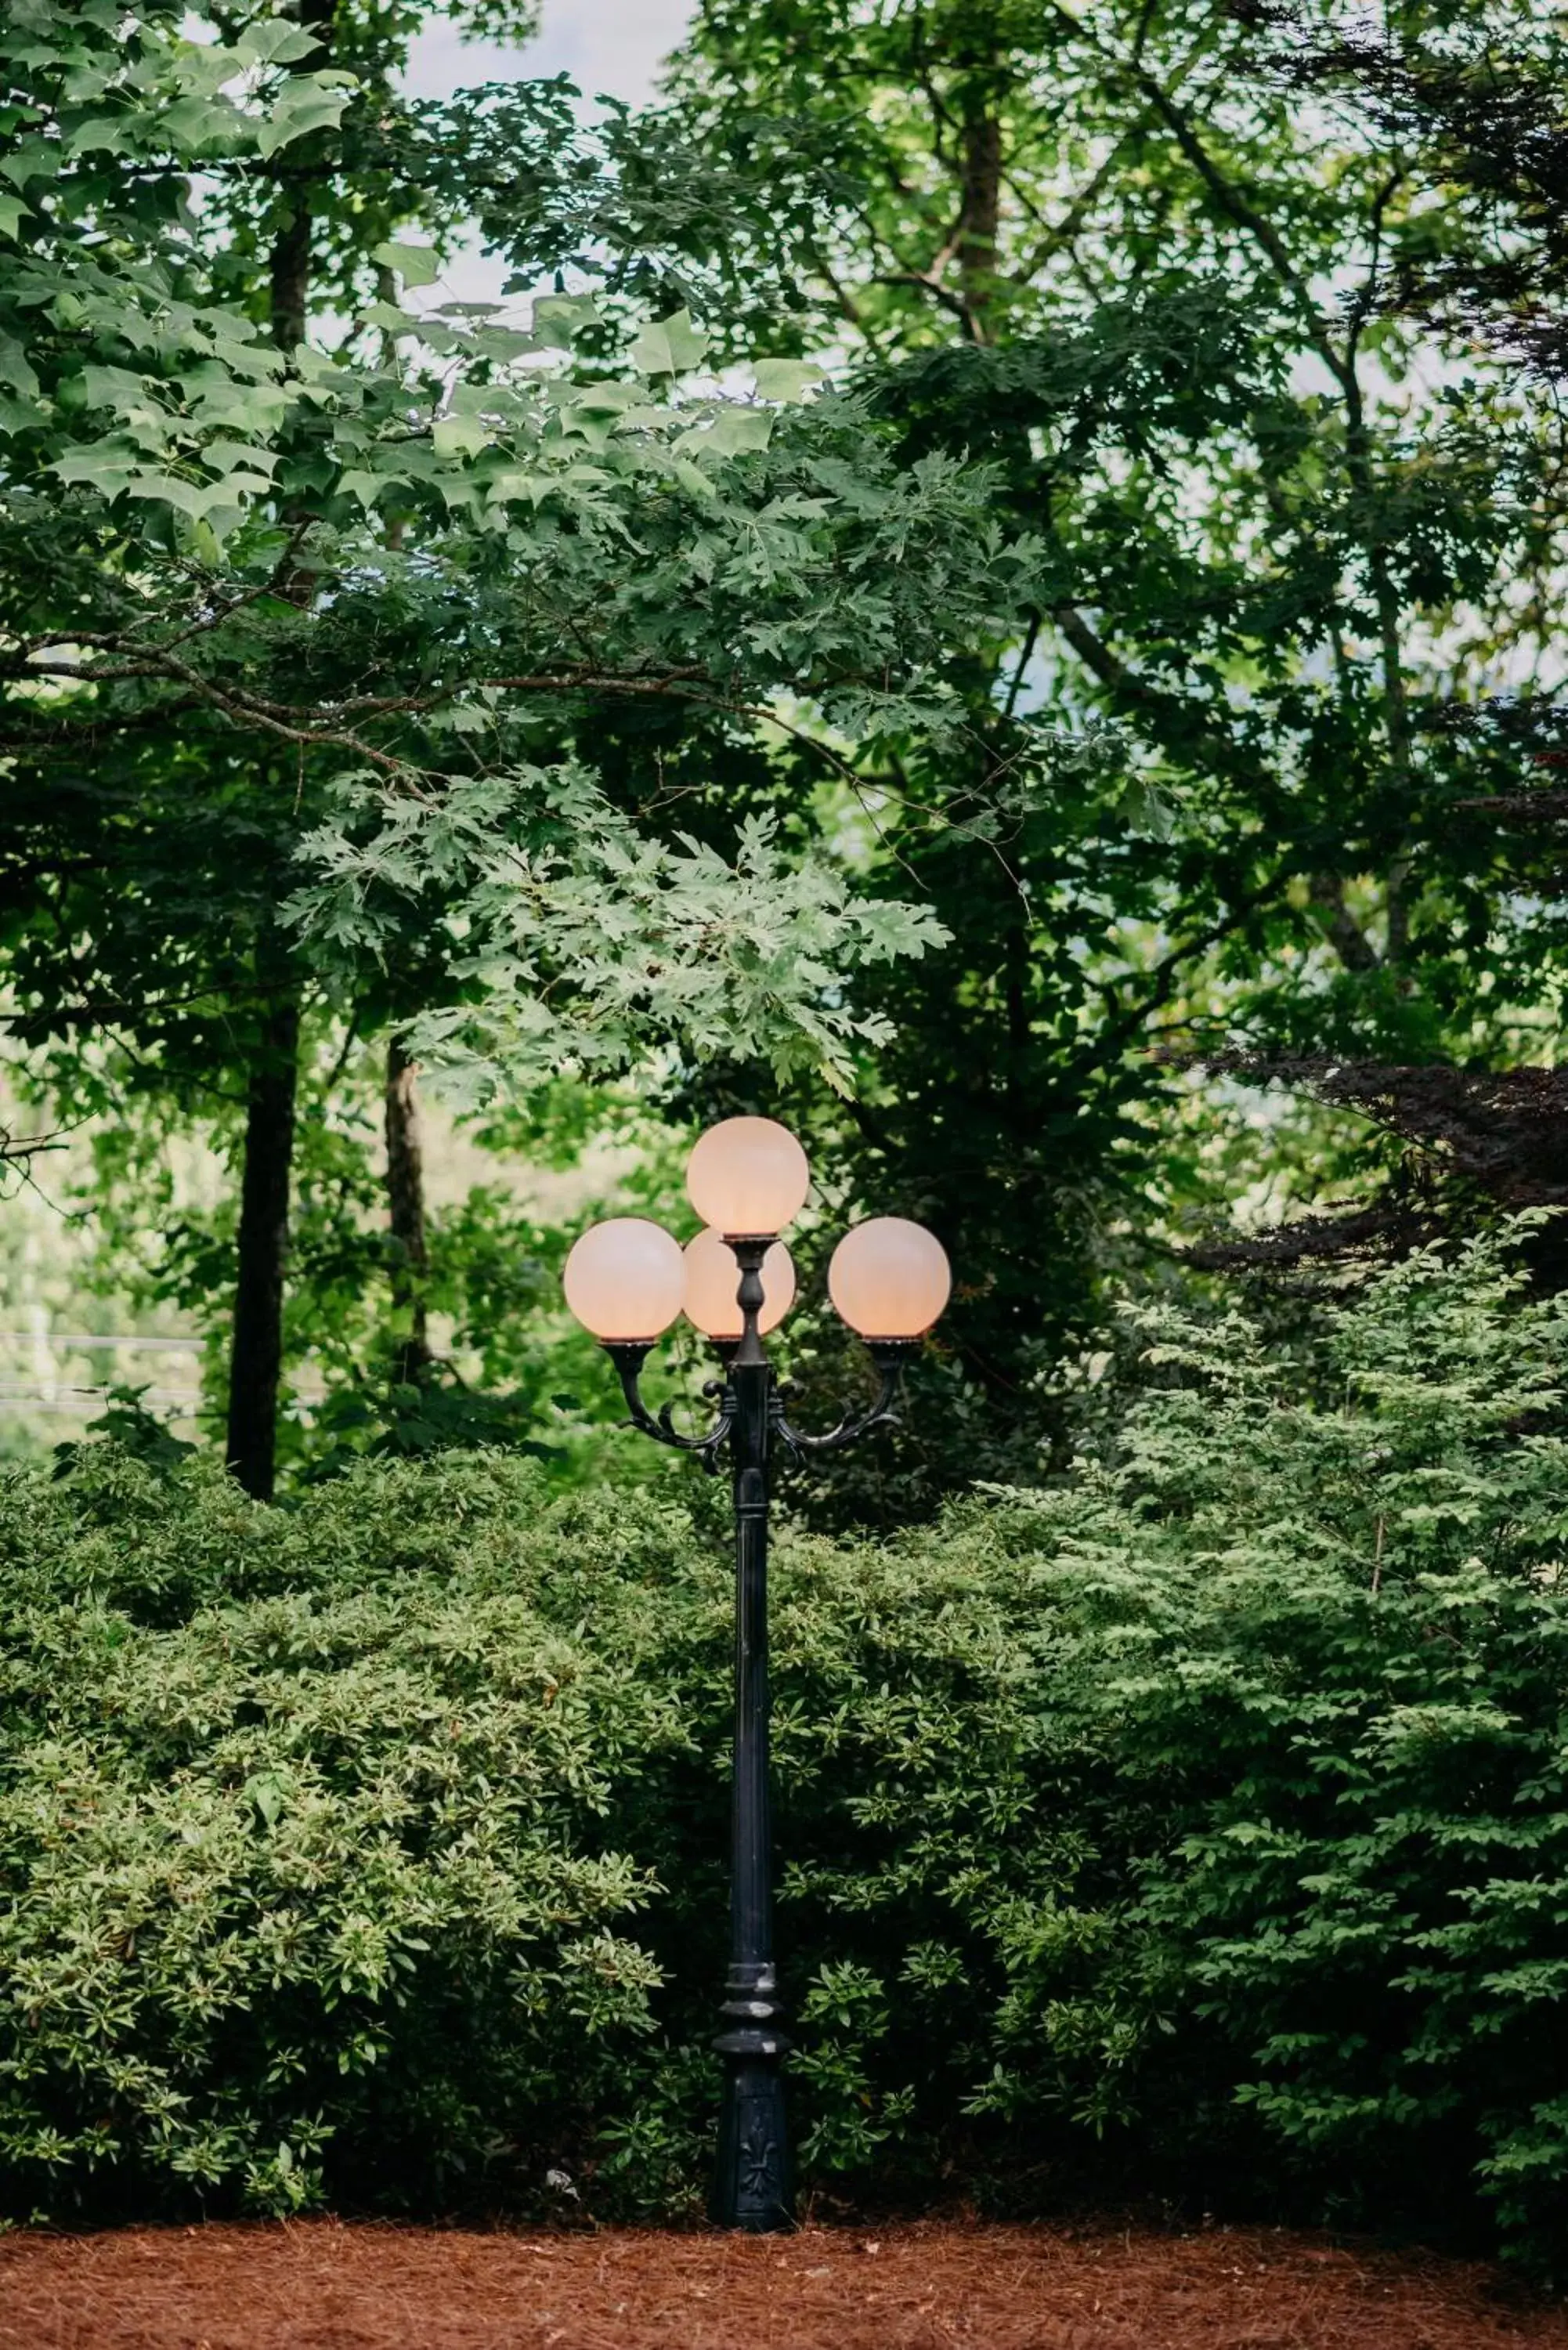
[1,2216,1564,2350]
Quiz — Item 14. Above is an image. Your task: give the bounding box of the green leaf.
[1117,779,1177,842]
[532,295,600,346]
[363,301,419,338]
[338,470,385,508]
[370,241,442,291]
[0,139,56,190]
[0,338,40,400]
[678,406,773,458]
[125,472,236,521]
[255,74,355,161]
[240,20,327,66]
[432,414,493,459]
[627,309,709,377]
[51,446,145,495]
[752,358,824,403]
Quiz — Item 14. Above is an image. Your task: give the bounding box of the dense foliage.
[5,1231,1566,2274]
[2,0,1566,2282]
[659,0,1568,1490]
[4,0,1564,1506]
[0,0,1026,1495]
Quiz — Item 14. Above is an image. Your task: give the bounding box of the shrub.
[1003,1228,1568,2275]
[0,1451,694,2219]
[2,1227,1567,2275]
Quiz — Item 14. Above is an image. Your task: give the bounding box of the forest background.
[6,0,1568,2281]
[3,0,1565,1505]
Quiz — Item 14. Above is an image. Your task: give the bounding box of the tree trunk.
[385,1033,432,1386]
[226,1000,300,1499]
[223,0,335,1497]
[957,106,1002,338]
[269,203,313,356]
[268,0,335,352]
[1310,873,1380,971]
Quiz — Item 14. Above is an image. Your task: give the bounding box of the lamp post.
[562,1116,951,2234]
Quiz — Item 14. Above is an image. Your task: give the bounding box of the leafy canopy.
[0,0,1035,1097]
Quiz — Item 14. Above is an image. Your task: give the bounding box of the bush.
[977,1228,1568,2277]
[2,1226,1567,2274]
[0,1451,692,2220]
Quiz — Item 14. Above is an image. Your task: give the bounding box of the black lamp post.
[562,1116,951,2234]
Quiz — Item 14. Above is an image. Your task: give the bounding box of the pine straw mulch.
[2,2215,1565,2350]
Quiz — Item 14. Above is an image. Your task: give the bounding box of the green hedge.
[3,1228,1567,2272]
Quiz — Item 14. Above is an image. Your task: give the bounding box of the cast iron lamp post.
[562,1116,951,2233]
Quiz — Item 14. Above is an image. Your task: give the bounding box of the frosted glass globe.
[682,1228,796,1340]
[686,1116,810,1236]
[828,1217,951,1340]
[562,1217,685,1341]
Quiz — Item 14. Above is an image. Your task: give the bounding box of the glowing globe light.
[563,1217,686,1342]
[686,1116,810,1237]
[827,1217,951,1340]
[682,1228,797,1341]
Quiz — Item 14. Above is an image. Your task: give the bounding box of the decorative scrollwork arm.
[770,1340,914,1457]
[604,1343,735,1474]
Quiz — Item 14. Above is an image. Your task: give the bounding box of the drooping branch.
[1233,4,1568,381]
[0,1122,69,1169]
[0,643,739,784]
[1167,1054,1568,1275]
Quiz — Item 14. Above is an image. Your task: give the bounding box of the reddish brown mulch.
[0,2217,1563,2350]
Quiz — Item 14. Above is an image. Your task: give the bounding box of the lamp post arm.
[602,1343,734,1474]
[770,1341,913,1457]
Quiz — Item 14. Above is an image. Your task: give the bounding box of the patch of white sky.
[395,1,695,320]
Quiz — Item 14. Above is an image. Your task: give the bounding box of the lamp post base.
[710,1965,793,2231]
[711,2058,791,2231]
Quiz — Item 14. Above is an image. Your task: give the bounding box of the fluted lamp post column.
[562,1117,951,2233]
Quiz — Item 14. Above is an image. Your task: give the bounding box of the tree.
[656,0,1567,1499]
[1149,2,1568,1278]
[0,0,1031,1491]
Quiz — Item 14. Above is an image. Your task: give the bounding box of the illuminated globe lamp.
[829,1216,952,1344]
[562,1117,951,2236]
[683,1227,796,1343]
[685,1114,811,1240]
[562,1217,686,1344]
